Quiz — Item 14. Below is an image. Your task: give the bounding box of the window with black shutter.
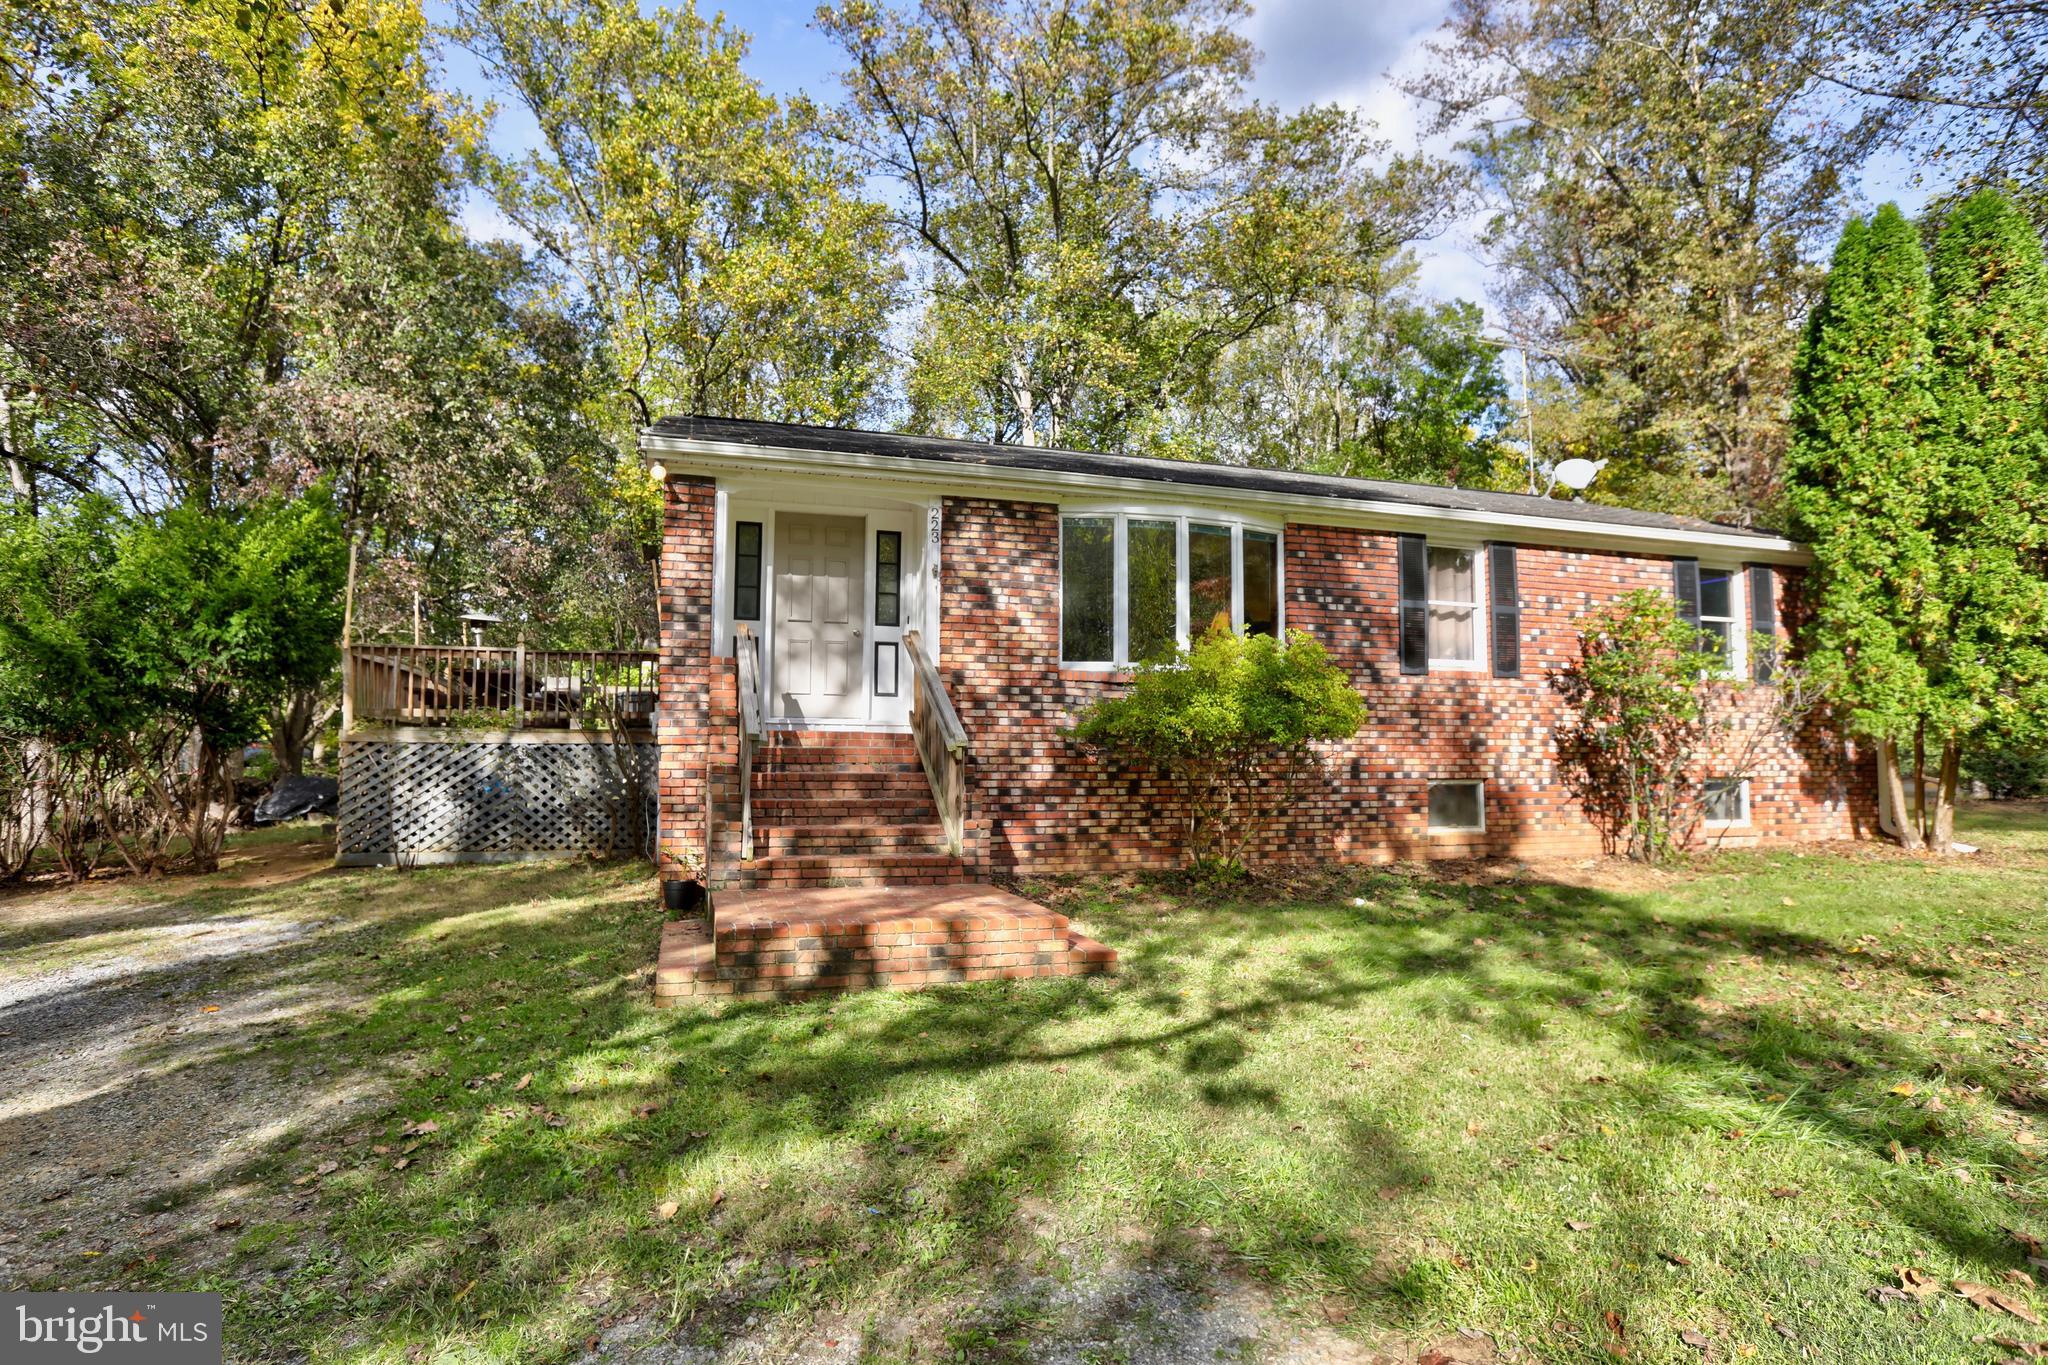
[1748,564,1777,682]
[1397,534,1428,675]
[1489,543,1520,678]
[1672,557,1701,629]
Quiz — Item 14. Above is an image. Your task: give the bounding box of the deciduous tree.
[1411,0,1881,522]
[819,0,1437,451]
[453,0,901,433]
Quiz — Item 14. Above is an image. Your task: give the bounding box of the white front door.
[773,512,866,720]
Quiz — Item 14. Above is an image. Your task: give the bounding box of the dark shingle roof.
[644,415,1790,544]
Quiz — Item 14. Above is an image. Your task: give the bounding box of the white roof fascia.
[639,432,1811,566]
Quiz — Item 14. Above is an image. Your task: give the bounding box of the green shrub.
[1071,627,1366,872]
[1964,733,2048,799]
[1551,590,1730,862]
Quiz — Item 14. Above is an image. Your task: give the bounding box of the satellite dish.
[1549,458,1606,494]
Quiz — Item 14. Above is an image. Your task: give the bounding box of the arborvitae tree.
[1786,205,1942,848]
[1923,189,2048,845]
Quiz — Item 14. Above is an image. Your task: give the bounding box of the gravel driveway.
[0,831,380,1287]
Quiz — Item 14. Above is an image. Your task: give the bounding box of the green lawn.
[9,808,2048,1362]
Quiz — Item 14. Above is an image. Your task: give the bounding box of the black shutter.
[1489,543,1520,678]
[1672,557,1701,628]
[1397,533,1428,675]
[1748,564,1777,683]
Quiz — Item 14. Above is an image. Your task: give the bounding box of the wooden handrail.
[903,630,969,855]
[341,643,657,731]
[734,625,763,860]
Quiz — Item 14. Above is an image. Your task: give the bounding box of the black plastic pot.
[663,878,707,916]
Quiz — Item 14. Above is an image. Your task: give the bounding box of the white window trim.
[1424,538,1490,672]
[1697,563,1747,678]
[1427,779,1487,834]
[1058,508,1285,668]
[1701,777,1751,828]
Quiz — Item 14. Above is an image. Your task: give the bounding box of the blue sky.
[433,0,1931,328]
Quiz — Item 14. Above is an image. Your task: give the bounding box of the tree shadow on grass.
[5,836,2046,1360]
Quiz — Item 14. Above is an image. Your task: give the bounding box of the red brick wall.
[656,477,719,881]
[937,497,1874,874]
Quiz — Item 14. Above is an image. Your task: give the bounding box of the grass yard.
[7,810,2048,1363]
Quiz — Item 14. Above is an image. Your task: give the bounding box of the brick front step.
[752,822,950,855]
[747,772,935,800]
[750,796,939,823]
[652,884,1117,1004]
[726,852,969,889]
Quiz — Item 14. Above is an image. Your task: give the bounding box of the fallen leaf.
[1769,1186,1800,1200]
[401,1119,439,1137]
[1679,1327,1711,1351]
[200,1005,221,1014]
[1899,1267,1943,1299]
[1566,1219,1594,1232]
[2005,1270,2039,1289]
[315,1160,338,1176]
[1958,1281,2044,1324]
[1660,1250,1693,1267]
[635,1102,662,1119]
[656,1200,678,1221]
[1890,1082,1918,1097]
[211,1218,242,1232]
[514,1073,533,1091]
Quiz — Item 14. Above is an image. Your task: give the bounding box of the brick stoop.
[652,883,1116,1005]
[719,730,971,889]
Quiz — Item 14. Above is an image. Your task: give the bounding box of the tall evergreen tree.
[1786,205,1941,848]
[1923,189,2048,843]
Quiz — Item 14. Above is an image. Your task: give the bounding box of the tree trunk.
[1876,738,1925,851]
[187,736,224,872]
[1932,741,1960,852]
[1900,720,1916,847]
[269,687,335,776]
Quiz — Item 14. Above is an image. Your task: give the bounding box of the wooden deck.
[653,883,1116,1004]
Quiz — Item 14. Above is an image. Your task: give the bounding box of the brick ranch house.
[643,415,1874,897]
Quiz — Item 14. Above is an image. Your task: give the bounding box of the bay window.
[1059,512,1283,666]
[1061,517,1115,662]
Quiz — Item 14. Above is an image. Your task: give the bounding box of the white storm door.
[773,512,866,720]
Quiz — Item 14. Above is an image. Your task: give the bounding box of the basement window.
[1702,778,1750,827]
[1428,780,1485,833]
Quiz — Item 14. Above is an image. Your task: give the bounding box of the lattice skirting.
[338,736,658,867]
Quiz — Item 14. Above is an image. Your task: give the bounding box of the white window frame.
[1427,779,1487,834]
[1058,508,1285,668]
[1701,777,1751,828]
[1697,564,1746,677]
[1424,539,1489,671]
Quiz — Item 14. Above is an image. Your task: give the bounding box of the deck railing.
[903,630,969,855]
[343,644,659,732]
